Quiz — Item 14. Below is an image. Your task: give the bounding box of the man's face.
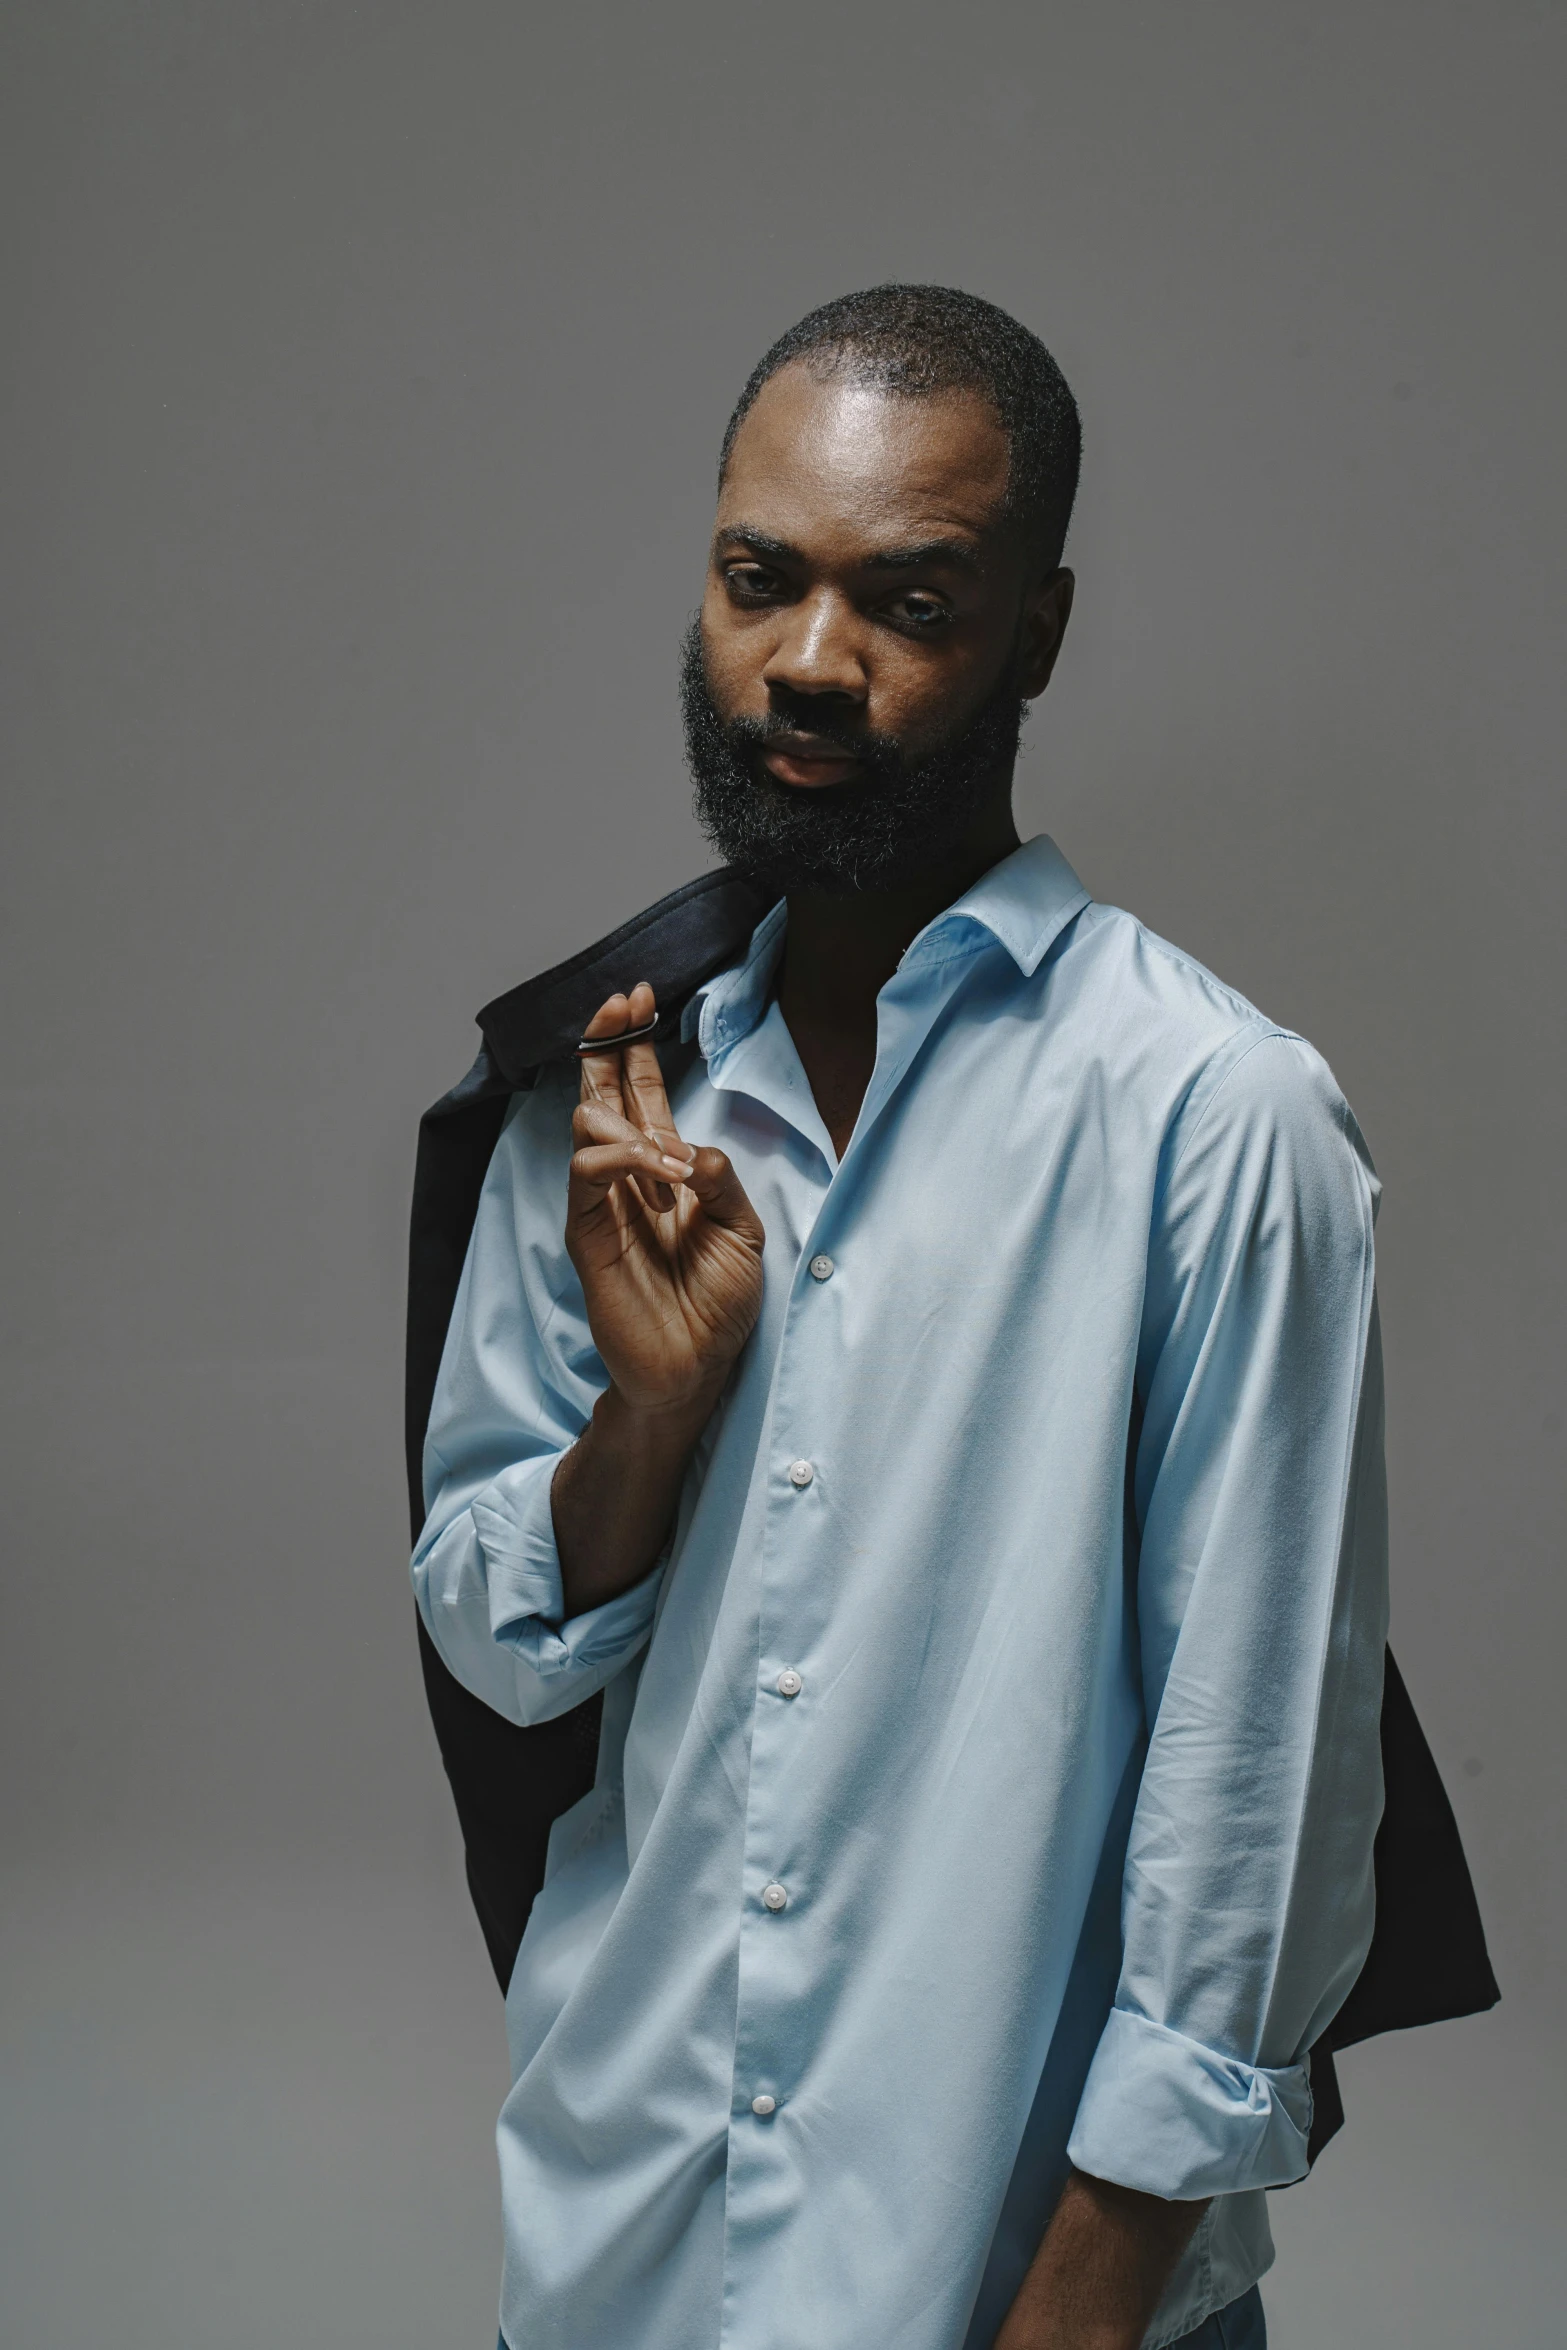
[686,361,1072,891]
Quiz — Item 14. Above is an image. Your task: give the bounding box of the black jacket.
[405,868,1498,2165]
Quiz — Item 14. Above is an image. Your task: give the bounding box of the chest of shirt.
[603,991,1170,1851]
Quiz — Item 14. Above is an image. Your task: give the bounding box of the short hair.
[719,283,1081,572]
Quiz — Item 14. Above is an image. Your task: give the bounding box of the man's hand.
[551,982,765,1617]
[993,2170,1208,2350]
[566,981,765,1415]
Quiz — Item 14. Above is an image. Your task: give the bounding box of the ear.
[1019,568,1075,701]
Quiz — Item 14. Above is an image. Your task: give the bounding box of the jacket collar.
[476,867,770,1087]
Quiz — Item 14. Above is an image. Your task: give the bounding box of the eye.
[881,591,952,630]
[723,562,788,603]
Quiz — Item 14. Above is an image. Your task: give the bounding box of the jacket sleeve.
[1067,1032,1389,2199]
[411,1081,663,1728]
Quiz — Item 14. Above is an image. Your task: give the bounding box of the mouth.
[758,734,866,789]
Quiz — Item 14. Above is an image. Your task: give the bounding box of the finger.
[572,1101,696,1179]
[616,982,680,1144]
[681,1147,766,1246]
[572,1112,685,1215]
[627,1169,676,1217]
[568,1137,698,1215]
[577,990,640,1115]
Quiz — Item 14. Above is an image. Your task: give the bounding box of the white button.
[751,2093,777,2117]
[761,1881,789,1911]
[776,1668,803,1698]
[788,1459,814,1488]
[809,1254,835,1282]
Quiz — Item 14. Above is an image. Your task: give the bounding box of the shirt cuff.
[1066,2008,1313,2199]
[469,1456,663,1679]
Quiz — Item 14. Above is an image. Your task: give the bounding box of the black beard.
[681,619,1026,895]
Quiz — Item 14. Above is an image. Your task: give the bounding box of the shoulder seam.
[1119,911,1296,1036]
[1166,1028,1307,1184]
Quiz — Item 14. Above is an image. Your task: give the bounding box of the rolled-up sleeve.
[1067,1032,1389,2200]
[411,1082,663,1727]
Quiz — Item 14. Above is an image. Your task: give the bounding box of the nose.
[760,588,868,708]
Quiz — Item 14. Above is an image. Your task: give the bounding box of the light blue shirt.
[413,835,1388,2350]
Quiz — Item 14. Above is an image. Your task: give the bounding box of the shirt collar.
[906,832,1090,979]
[682,834,1090,1064]
[681,898,789,1062]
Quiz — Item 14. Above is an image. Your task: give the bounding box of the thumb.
[684,1147,764,1247]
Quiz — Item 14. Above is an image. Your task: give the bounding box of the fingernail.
[661,1154,695,1175]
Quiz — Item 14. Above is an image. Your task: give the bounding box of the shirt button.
[751,2093,777,2117]
[788,1459,814,1488]
[808,1253,835,1282]
[776,1668,803,1698]
[761,1881,789,1911]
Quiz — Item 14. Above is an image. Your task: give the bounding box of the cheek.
[866,643,983,749]
[700,595,768,715]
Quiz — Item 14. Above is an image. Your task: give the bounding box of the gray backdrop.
[2,4,1562,2344]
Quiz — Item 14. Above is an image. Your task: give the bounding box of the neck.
[771,785,1021,1160]
[778,789,1021,1031]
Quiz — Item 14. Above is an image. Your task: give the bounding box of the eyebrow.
[715,525,986,578]
[863,538,985,577]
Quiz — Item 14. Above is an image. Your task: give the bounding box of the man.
[409,286,1494,2349]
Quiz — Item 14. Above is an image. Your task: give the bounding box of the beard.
[680,618,1026,895]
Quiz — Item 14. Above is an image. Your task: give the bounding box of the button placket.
[728,1255,832,2249]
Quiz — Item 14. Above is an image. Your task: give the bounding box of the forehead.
[717,362,1011,551]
